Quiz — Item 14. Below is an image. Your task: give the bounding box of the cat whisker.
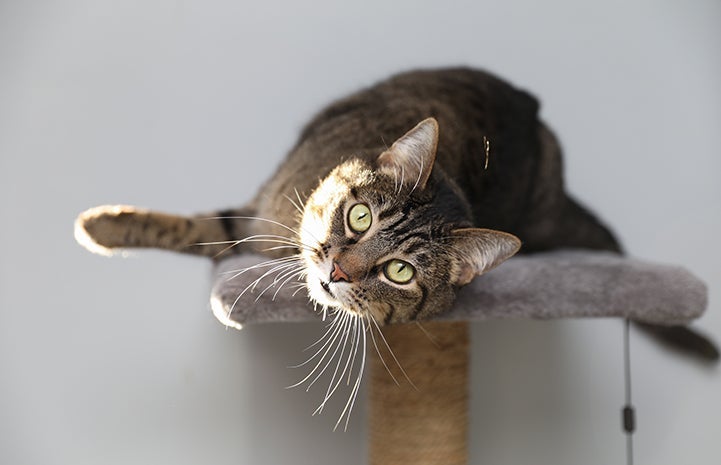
[222,255,301,282]
[220,253,301,273]
[369,313,417,390]
[307,312,351,392]
[314,314,356,414]
[346,318,365,386]
[291,286,307,298]
[253,269,301,303]
[415,321,442,349]
[293,188,306,213]
[195,233,317,255]
[289,314,344,368]
[366,314,400,386]
[299,312,343,354]
[271,269,307,301]
[329,313,360,393]
[334,316,366,431]
[203,215,319,252]
[283,193,305,217]
[287,311,348,388]
[227,261,301,317]
[250,263,302,301]
[261,245,305,252]
[234,235,316,253]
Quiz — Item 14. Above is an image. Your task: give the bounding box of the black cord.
[623,318,636,465]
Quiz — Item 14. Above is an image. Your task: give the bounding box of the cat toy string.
[622,318,636,465]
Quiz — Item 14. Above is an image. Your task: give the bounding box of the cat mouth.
[320,280,334,297]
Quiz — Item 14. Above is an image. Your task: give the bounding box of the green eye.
[348,203,372,233]
[384,259,415,284]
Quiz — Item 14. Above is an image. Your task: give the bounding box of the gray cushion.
[210,250,707,329]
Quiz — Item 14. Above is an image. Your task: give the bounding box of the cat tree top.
[210,250,707,330]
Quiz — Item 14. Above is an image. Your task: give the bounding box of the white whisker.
[366,314,400,386]
[251,263,301,301]
[290,283,308,298]
[316,314,358,413]
[271,269,306,301]
[286,312,348,388]
[369,314,417,390]
[283,193,305,216]
[307,312,351,392]
[346,315,361,385]
[222,255,301,281]
[334,316,366,431]
[289,315,344,369]
[300,313,342,353]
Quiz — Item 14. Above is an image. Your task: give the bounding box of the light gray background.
[1,1,719,464]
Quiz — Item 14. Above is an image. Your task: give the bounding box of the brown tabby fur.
[75,67,717,358]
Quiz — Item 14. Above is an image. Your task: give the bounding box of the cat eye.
[384,259,415,284]
[347,203,372,233]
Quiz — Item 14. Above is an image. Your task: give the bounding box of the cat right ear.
[377,118,439,190]
[449,228,521,286]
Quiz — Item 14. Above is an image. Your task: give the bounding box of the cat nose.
[330,261,351,283]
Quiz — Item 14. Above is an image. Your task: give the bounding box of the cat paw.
[74,205,144,256]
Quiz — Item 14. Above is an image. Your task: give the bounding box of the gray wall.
[1,1,719,464]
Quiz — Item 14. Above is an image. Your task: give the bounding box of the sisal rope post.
[369,321,469,465]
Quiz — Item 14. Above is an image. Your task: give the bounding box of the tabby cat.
[75,68,717,356]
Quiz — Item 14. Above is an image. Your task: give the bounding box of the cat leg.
[74,205,255,258]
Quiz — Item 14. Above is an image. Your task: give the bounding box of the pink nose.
[330,261,351,283]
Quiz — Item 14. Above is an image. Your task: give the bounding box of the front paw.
[74,205,146,256]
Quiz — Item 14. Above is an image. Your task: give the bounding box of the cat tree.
[211,249,708,465]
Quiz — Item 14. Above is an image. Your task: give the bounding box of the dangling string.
[622,318,636,465]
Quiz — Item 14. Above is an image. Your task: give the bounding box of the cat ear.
[377,117,439,190]
[449,228,521,286]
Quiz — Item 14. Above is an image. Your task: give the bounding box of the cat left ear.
[449,228,521,286]
[377,117,439,190]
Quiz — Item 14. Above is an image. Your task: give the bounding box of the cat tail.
[635,323,719,363]
[551,199,719,362]
[74,204,257,259]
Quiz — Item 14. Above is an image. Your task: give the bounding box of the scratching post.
[370,321,469,465]
[211,250,709,464]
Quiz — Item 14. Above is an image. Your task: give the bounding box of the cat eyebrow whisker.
[283,193,305,216]
[293,187,306,209]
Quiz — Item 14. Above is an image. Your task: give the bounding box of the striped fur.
[75,67,621,324]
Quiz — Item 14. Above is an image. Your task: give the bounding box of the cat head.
[299,118,520,324]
